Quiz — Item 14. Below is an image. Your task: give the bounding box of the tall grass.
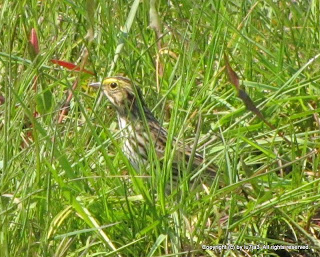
[1,0,320,256]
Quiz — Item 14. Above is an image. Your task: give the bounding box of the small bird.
[89,76,216,185]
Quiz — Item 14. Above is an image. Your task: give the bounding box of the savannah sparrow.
[89,76,216,184]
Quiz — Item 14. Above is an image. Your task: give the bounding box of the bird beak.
[89,82,102,89]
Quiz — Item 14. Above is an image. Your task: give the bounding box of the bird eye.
[110,82,118,89]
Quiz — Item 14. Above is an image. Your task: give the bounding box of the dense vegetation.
[1,0,320,256]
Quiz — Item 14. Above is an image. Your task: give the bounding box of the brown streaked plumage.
[90,76,216,183]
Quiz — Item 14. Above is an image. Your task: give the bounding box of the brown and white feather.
[90,76,216,180]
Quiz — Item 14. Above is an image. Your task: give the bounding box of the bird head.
[89,76,144,117]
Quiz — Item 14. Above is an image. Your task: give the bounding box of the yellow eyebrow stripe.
[103,76,132,85]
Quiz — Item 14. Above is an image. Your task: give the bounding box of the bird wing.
[147,120,217,175]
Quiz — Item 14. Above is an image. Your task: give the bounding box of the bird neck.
[116,101,158,130]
